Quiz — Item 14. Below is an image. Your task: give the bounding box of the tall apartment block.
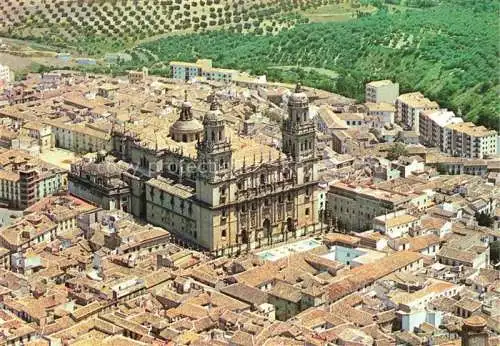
[444,122,497,159]
[419,109,463,148]
[420,109,497,159]
[365,80,399,104]
[396,92,439,133]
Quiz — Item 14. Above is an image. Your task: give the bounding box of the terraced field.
[0,0,333,54]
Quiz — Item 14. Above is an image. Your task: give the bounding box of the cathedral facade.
[116,85,321,254]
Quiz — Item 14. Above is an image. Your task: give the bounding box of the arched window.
[182,134,187,142]
[211,131,215,141]
[260,174,266,185]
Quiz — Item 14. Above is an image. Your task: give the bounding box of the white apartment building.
[170,60,206,81]
[396,92,439,133]
[443,122,497,159]
[365,102,396,125]
[170,59,239,83]
[373,211,420,239]
[202,67,239,83]
[365,80,399,104]
[419,109,463,148]
[0,64,12,89]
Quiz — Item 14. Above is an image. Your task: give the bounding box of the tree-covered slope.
[0,0,324,54]
[139,1,499,129]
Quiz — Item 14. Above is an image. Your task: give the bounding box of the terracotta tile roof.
[327,252,423,301]
[269,280,302,303]
[220,283,268,307]
[408,234,441,252]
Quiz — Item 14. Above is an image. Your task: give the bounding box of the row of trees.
[4,0,332,49]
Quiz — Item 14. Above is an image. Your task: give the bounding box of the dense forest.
[133,0,498,130]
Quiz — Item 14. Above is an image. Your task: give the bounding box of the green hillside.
[132,0,498,130]
[1,0,329,54]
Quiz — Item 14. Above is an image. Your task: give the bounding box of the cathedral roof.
[171,118,203,133]
[170,91,203,135]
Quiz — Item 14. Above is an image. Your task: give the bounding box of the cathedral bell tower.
[282,83,316,163]
[196,98,232,182]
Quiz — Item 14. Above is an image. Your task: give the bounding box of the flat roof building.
[396,92,439,133]
[365,80,399,104]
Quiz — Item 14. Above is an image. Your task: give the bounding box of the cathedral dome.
[171,118,203,133]
[170,91,203,142]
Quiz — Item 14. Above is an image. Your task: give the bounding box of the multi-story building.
[201,67,239,83]
[314,105,347,135]
[396,92,439,133]
[337,112,366,127]
[419,109,463,148]
[48,120,111,154]
[0,212,57,252]
[0,149,67,209]
[373,211,420,239]
[391,156,425,178]
[170,59,239,83]
[435,158,489,176]
[365,102,396,125]
[3,86,37,104]
[137,84,321,254]
[443,122,497,159]
[327,182,415,232]
[69,154,131,212]
[365,80,399,104]
[40,72,62,90]
[25,195,97,239]
[170,59,209,81]
[21,122,53,153]
[128,68,148,84]
[0,64,12,89]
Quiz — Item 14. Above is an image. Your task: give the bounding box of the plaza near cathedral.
[73,84,323,255]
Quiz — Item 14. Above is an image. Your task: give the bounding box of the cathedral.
[118,84,321,254]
